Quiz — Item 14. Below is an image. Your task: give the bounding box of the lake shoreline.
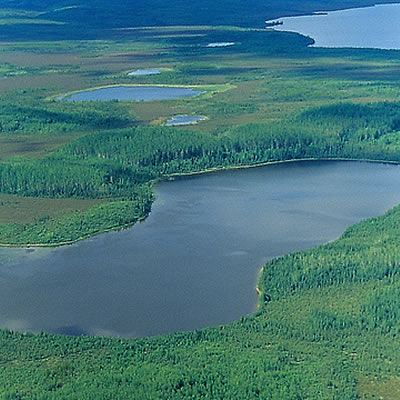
[52,83,234,102]
[3,159,400,339]
[166,156,400,179]
[267,3,400,50]
[2,156,399,249]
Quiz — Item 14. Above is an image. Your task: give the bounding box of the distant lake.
[62,86,205,101]
[266,4,400,49]
[165,115,205,126]
[1,161,400,338]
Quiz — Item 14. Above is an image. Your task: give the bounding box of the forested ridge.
[0,92,132,135]
[0,0,395,38]
[2,101,400,245]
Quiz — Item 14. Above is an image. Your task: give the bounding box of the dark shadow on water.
[53,325,89,336]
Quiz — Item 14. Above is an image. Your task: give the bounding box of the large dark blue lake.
[266,4,400,49]
[1,161,400,338]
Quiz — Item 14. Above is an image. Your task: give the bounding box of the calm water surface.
[207,42,235,48]
[165,115,206,126]
[1,161,400,338]
[62,86,205,102]
[266,4,400,49]
[128,69,161,76]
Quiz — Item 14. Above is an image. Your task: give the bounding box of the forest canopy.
[1,0,400,398]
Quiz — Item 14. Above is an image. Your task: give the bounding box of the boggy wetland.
[3,0,400,398]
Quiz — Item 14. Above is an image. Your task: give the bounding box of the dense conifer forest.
[2,0,400,398]
[0,0,396,38]
[3,101,400,245]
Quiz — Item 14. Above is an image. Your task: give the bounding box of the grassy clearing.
[0,133,88,160]
[358,376,400,399]
[0,194,103,224]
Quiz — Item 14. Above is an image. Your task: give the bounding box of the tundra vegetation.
[2,0,400,398]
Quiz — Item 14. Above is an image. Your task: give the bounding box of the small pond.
[62,86,205,102]
[128,68,161,76]
[266,4,400,49]
[165,115,206,126]
[207,42,235,48]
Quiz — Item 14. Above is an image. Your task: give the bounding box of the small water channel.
[1,161,400,338]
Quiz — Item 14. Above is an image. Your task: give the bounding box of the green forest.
[3,100,400,245]
[0,0,396,39]
[4,204,400,399]
[2,0,400,398]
